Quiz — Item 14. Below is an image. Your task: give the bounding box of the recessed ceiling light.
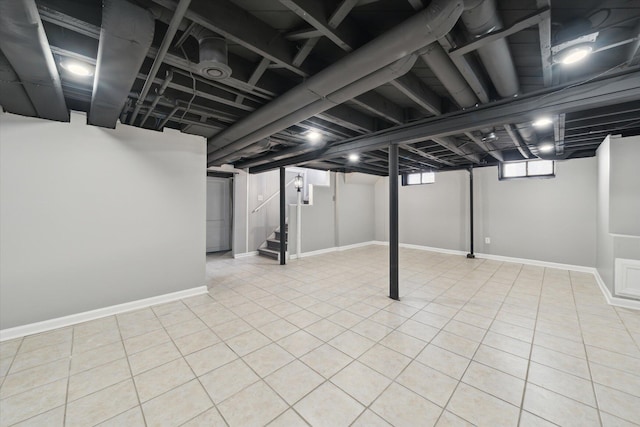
[532,117,553,128]
[306,130,321,143]
[556,43,593,65]
[538,142,555,153]
[348,153,359,162]
[60,60,94,77]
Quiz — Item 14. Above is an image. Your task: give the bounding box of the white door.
[206,177,232,252]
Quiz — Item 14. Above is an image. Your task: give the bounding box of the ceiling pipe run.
[209,54,418,165]
[462,0,519,98]
[139,70,173,127]
[0,0,68,121]
[207,0,464,158]
[89,0,154,128]
[129,0,191,125]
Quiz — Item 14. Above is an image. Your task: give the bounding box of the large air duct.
[0,51,37,118]
[194,27,232,80]
[0,0,68,121]
[462,0,519,98]
[90,0,154,128]
[420,43,478,108]
[207,0,464,160]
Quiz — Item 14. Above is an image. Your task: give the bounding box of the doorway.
[206,175,232,253]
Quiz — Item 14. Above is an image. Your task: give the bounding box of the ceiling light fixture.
[556,43,593,65]
[532,117,553,128]
[60,60,94,77]
[348,153,359,162]
[538,142,555,153]
[306,130,322,143]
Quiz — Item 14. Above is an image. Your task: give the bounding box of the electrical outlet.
[485,237,491,244]
[257,194,264,202]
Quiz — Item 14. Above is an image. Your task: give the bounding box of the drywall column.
[279,167,286,265]
[467,166,475,259]
[389,144,399,300]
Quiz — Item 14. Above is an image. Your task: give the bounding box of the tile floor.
[1,246,639,426]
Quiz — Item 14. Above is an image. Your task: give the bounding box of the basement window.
[403,172,435,186]
[500,160,555,179]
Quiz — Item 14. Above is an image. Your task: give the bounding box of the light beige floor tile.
[218,380,287,426]
[447,382,520,427]
[285,310,322,329]
[0,378,67,426]
[352,409,392,426]
[164,318,208,340]
[199,359,259,403]
[371,382,442,427]
[269,301,303,318]
[295,381,364,427]
[127,340,181,376]
[226,329,271,356]
[158,308,196,328]
[396,360,458,407]
[278,330,324,358]
[461,361,524,406]
[66,379,138,427]
[331,361,391,405]
[268,408,309,427]
[185,342,237,376]
[527,362,596,406]
[329,330,375,358]
[369,310,407,328]
[181,407,227,427]
[443,320,487,343]
[534,330,586,359]
[530,345,590,379]
[265,360,324,405]
[380,330,427,358]
[134,357,195,402]
[142,379,213,427]
[327,310,365,328]
[9,341,71,373]
[490,320,534,343]
[481,331,531,359]
[412,310,451,329]
[96,406,145,427]
[396,319,439,343]
[300,344,353,378]
[518,410,558,426]
[0,339,22,360]
[20,329,71,354]
[523,383,600,427]
[586,345,640,375]
[0,358,69,399]
[72,328,121,355]
[258,318,300,341]
[432,331,480,359]
[123,329,170,355]
[243,343,295,377]
[435,410,474,426]
[358,344,412,379]
[305,318,346,341]
[595,383,640,424]
[599,411,640,427]
[118,317,163,340]
[590,362,640,397]
[69,341,125,375]
[346,302,380,317]
[350,319,393,342]
[473,344,528,379]
[10,405,64,427]
[67,357,130,402]
[243,309,280,327]
[173,328,221,356]
[416,344,471,380]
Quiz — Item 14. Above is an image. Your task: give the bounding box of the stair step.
[258,247,280,260]
[275,231,288,240]
[267,239,287,250]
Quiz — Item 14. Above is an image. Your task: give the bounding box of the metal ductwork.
[0,51,37,118]
[210,54,418,165]
[89,0,154,128]
[194,27,231,80]
[462,0,519,98]
[0,0,68,121]
[207,0,464,160]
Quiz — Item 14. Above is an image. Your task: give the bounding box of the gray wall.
[474,157,597,266]
[0,112,206,329]
[336,173,376,247]
[596,135,640,296]
[374,157,598,266]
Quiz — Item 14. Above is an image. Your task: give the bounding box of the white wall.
[0,112,206,329]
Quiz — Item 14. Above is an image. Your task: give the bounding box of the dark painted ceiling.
[1,0,639,175]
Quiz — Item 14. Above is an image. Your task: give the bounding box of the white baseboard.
[372,241,468,256]
[290,241,378,260]
[233,251,258,259]
[0,286,208,342]
[593,269,640,310]
[474,252,595,273]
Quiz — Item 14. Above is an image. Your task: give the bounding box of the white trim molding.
[233,251,258,259]
[0,286,208,342]
[614,258,640,299]
[594,269,640,310]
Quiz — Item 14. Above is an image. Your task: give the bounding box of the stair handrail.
[252,177,296,213]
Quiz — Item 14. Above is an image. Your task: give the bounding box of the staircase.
[258,223,287,260]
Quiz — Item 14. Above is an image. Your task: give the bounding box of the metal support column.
[389,145,399,300]
[279,167,286,265]
[467,166,475,259]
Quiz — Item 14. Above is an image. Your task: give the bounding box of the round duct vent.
[197,36,231,80]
